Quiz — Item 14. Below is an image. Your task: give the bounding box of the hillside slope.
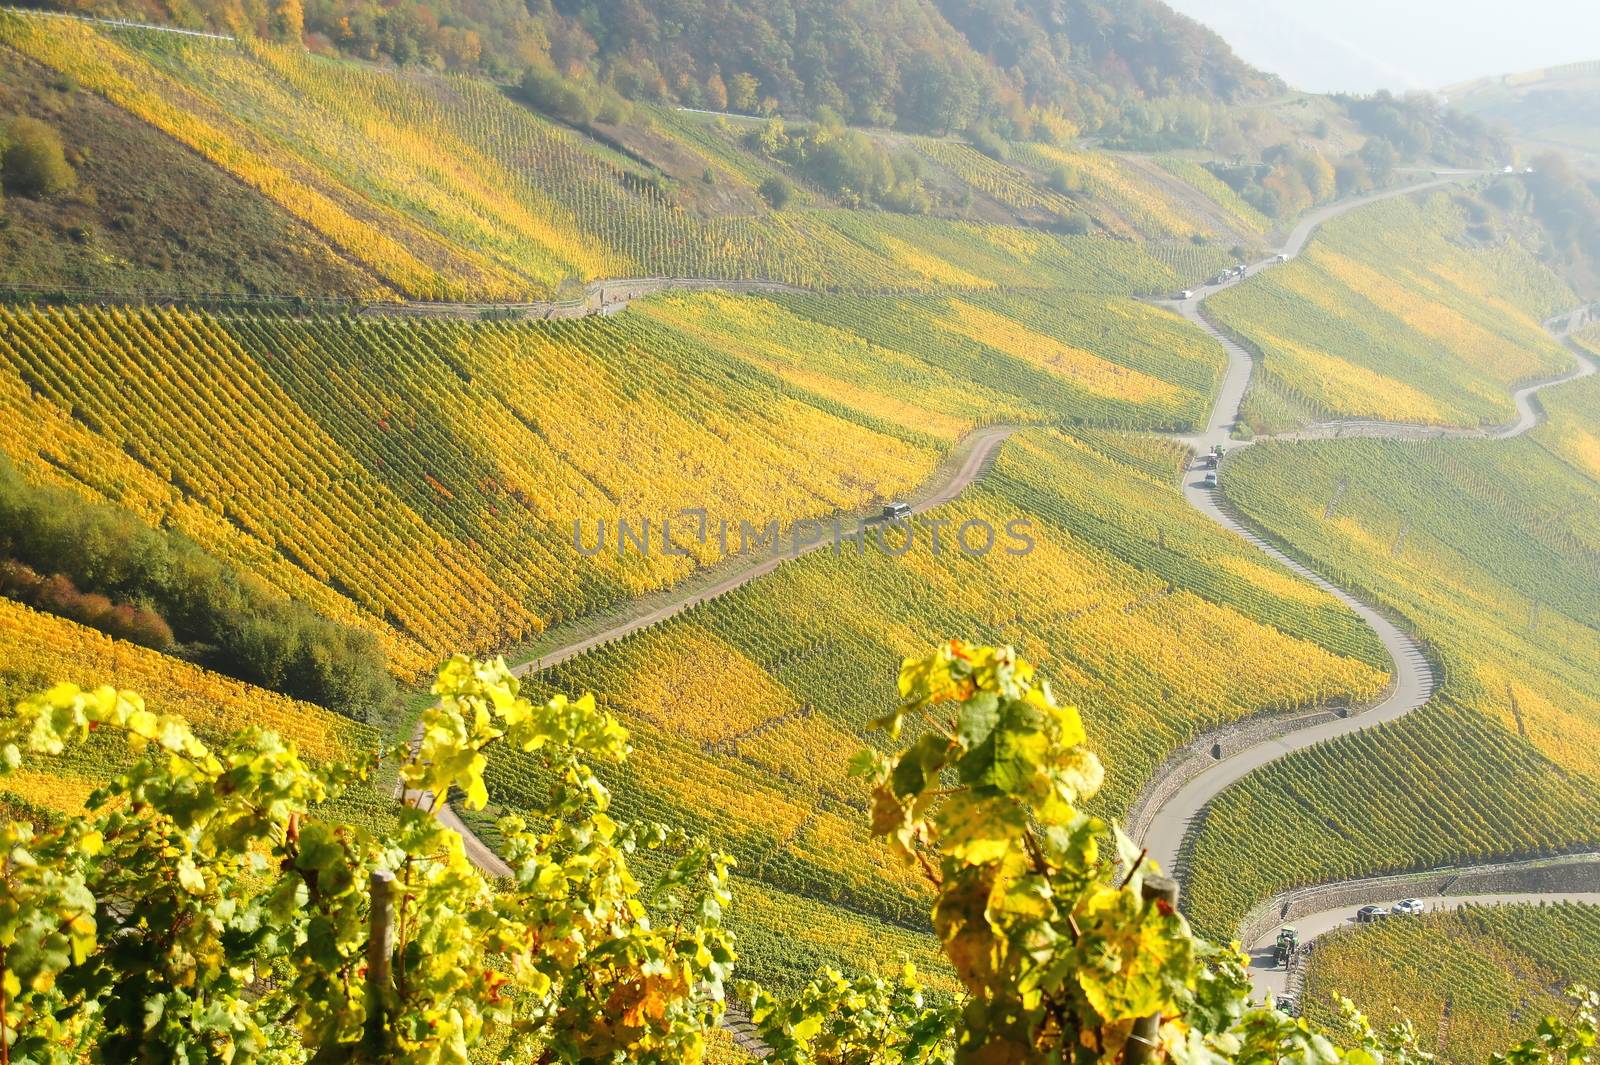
[10,0,1279,133]
[0,14,1267,300]
[1302,903,1600,1063]
[1183,436,1600,936]
[1448,59,1600,163]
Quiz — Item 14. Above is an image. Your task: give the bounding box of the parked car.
[1201,472,1218,489]
[1355,905,1390,923]
[1274,253,1288,263]
[881,501,912,520]
[1391,898,1426,916]
[1174,289,1195,300]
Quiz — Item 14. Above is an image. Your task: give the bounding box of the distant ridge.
[1444,58,1600,99]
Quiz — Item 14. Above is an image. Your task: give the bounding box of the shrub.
[0,561,174,651]
[518,65,596,126]
[1,117,76,198]
[967,121,1010,161]
[758,175,793,209]
[1057,211,1092,235]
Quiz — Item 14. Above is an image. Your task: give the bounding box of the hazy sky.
[1164,0,1600,92]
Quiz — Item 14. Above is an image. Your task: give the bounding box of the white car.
[1391,898,1426,916]
[1274,253,1288,263]
[1503,164,1516,173]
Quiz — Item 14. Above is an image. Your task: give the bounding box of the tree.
[1360,137,1400,185]
[1,118,75,199]
[730,73,761,114]
[705,72,729,112]
[272,0,304,43]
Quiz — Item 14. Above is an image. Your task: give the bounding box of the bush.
[518,66,596,126]
[967,122,1010,161]
[1,117,76,199]
[0,561,174,651]
[1048,165,1084,196]
[1056,211,1091,235]
[758,175,793,209]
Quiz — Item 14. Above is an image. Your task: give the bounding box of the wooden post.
[1124,875,1180,1065]
[364,869,397,1050]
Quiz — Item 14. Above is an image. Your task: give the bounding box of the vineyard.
[0,596,393,835]
[486,428,1389,985]
[1211,194,1576,431]
[0,290,1240,673]
[1300,903,1600,1064]
[1181,701,1600,937]
[0,15,1232,300]
[1220,438,1600,773]
[1531,340,1600,483]
[1182,435,1600,936]
[0,45,378,298]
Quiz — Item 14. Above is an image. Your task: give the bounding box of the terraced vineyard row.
[486,428,1390,985]
[1219,438,1600,770]
[0,598,391,833]
[1182,702,1600,937]
[1210,194,1575,431]
[1301,903,1600,1064]
[0,291,1234,673]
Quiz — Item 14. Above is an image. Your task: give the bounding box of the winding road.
[1135,178,1600,999]
[1246,884,1600,1002]
[507,423,1018,677]
[412,171,1600,1026]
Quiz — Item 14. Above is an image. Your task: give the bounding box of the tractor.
[1274,926,1299,967]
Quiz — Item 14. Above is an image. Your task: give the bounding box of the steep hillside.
[0,14,1268,300]
[1184,436,1600,936]
[9,0,1280,135]
[1448,60,1600,163]
[507,428,1387,986]
[1301,904,1600,1064]
[0,288,1227,675]
[1209,193,1574,432]
[0,44,377,298]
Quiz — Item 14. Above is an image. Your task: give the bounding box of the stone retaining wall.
[1123,703,1353,845]
[1236,853,1600,946]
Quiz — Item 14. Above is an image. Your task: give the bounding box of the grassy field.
[1301,903,1600,1064]
[1210,194,1575,432]
[1183,436,1600,936]
[490,428,1389,987]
